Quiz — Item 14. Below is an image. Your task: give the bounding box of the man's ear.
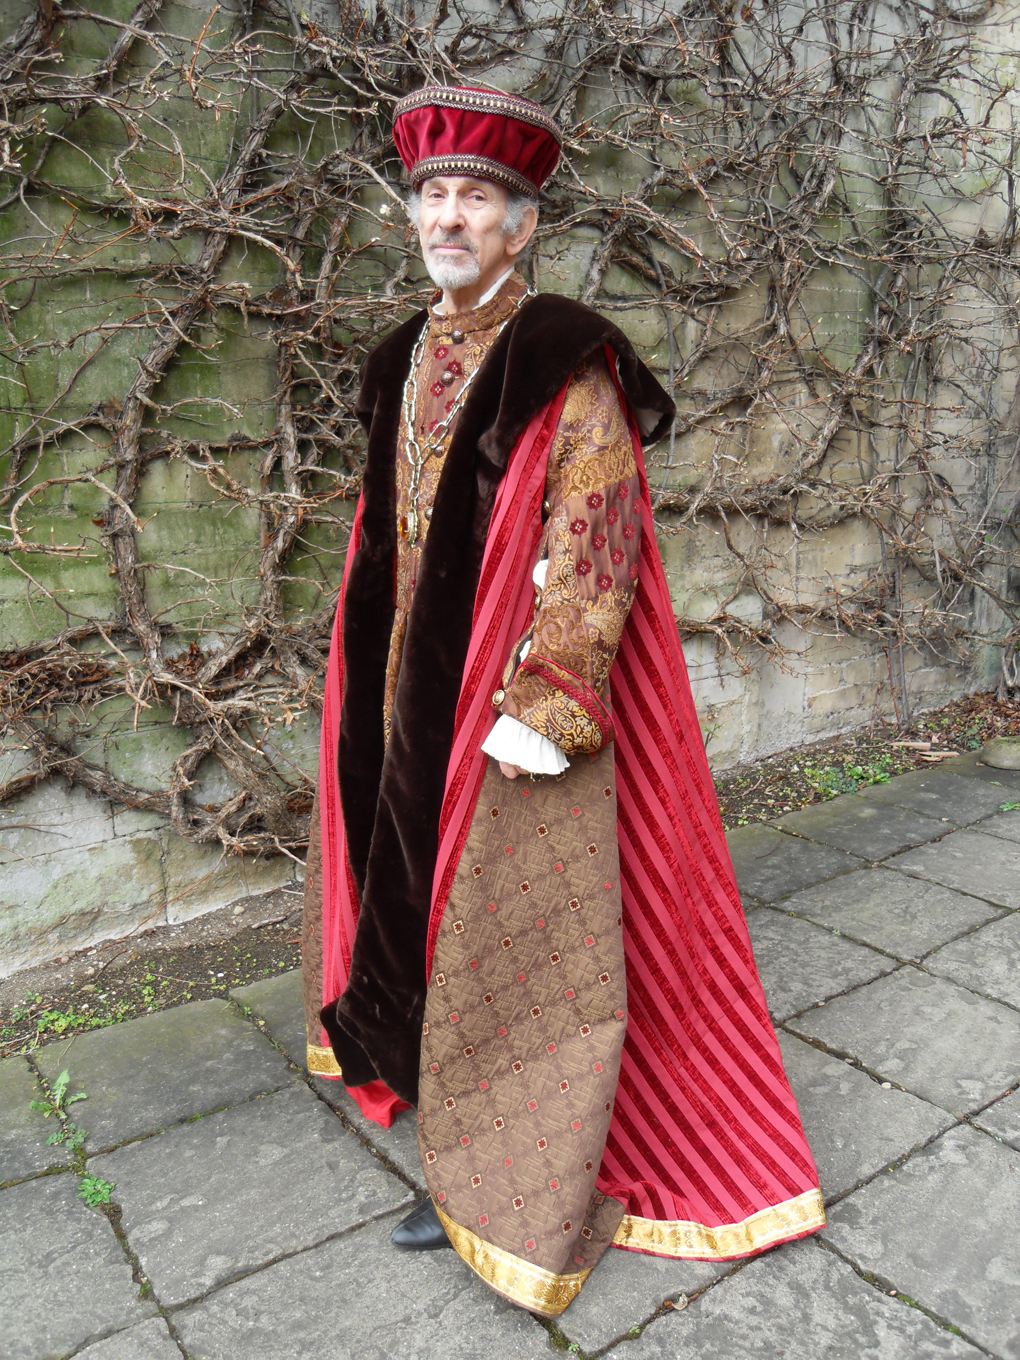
[505,207,538,260]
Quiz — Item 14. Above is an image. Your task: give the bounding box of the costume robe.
[302,280,825,1314]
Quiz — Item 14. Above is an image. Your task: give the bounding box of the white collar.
[432,267,516,316]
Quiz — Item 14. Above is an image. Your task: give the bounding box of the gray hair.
[405,187,539,235]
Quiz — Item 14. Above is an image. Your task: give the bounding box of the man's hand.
[498,761,531,779]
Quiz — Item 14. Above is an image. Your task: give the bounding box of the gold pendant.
[405,507,418,542]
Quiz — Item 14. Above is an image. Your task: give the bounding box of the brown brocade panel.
[419,747,628,1283]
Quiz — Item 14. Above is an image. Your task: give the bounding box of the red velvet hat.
[393,86,562,197]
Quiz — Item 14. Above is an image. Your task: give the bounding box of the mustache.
[426,231,478,255]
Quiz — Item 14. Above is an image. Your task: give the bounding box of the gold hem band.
[306,1042,343,1078]
[434,1203,592,1317]
[613,1187,826,1259]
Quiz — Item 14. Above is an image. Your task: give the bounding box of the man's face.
[417,176,520,294]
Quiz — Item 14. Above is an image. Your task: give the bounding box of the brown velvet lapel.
[322,294,674,1102]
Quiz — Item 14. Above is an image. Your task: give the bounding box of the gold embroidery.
[394,86,563,143]
[613,1188,826,1259]
[409,154,540,198]
[306,1042,343,1077]
[435,1203,593,1316]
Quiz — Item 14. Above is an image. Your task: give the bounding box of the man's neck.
[439,264,515,315]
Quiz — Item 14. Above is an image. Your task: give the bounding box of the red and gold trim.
[517,653,615,748]
[613,1188,826,1259]
[306,1042,343,1077]
[393,85,563,144]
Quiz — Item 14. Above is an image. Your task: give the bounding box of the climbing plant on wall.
[1,0,1018,858]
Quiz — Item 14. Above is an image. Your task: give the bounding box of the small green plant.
[78,1175,115,1208]
[29,1068,86,1121]
[1000,802,1020,812]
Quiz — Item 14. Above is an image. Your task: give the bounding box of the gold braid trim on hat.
[394,85,563,145]
[408,153,540,197]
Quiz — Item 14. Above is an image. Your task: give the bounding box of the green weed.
[1000,802,1020,812]
[77,1175,115,1208]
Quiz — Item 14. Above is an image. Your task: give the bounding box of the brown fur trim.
[325,294,674,1103]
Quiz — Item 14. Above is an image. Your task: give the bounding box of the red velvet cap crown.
[393,86,562,197]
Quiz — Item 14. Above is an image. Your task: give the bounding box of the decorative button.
[492,688,506,706]
[542,499,551,515]
[451,329,465,344]
[441,370,456,387]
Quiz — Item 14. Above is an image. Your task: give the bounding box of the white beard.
[425,245,481,292]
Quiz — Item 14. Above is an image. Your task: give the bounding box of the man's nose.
[436,196,465,230]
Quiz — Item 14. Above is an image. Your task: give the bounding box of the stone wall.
[1,0,1017,975]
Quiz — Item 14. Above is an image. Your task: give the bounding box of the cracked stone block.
[0,1173,155,1360]
[886,830,1020,909]
[976,809,1020,843]
[776,797,945,861]
[174,1213,554,1360]
[90,1083,411,1307]
[925,913,1020,1010]
[76,1317,181,1359]
[789,969,1020,1115]
[0,833,166,980]
[34,999,297,1151]
[559,1248,733,1353]
[824,1124,1020,1359]
[621,1237,981,1359]
[857,768,1015,827]
[231,969,423,1185]
[778,867,1004,961]
[778,1032,952,1200]
[163,835,295,924]
[973,1087,1020,1151]
[0,780,116,864]
[726,824,865,903]
[746,909,893,1021]
[0,1054,69,1184]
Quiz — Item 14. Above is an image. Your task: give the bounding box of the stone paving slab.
[824,1124,1020,1359]
[942,750,1020,791]
[91,1083,411,1307]
[777,1033,953,1200]
[0,1173,155,1360]
[925,912,1020,1010]
[789,968,1020,1115]
[76,1317,181,1359]
[978,808,1020,842]
[173,1213,554,1360]
[776,797,946,861]
[232,968,423,1185]
[725,823,865,902]
[0,1053,69,1184]
[622,1237,982,1359]
[887,829,1020,909]
[559,1249,733,1353]
[746,909,894,1020]
[973,1086,1020,1151]
[778,868,1004,961]
[34,998,298,1151]
[857,767,1013,826]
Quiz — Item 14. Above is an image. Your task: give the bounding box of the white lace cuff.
[481,715,569,775]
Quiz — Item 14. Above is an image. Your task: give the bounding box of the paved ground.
[3,749,1019,1360]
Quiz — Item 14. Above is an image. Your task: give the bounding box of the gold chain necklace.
[399,285,533,544]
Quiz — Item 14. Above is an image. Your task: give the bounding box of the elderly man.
[302,86,823,1316]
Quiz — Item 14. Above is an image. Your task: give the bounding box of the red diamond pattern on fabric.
[511,1060,524,1074]
[452,920,465,934]
[527,1099,538,1112]
[553,862,564,873]
[426,1150,437,1164]
[562,1221,572,1233]
[599,971,610,985]
[449,1012,460,1024]
[513,1196,524,1211]
[536,1137,548,1151]
[471,865,482,878]
[471,1174,482,1188]
[587,843,598,856]
[498,1026,508,1037]
[479,1080,490,1092]
[517,972,527,983]
[469,958,479,969]
[461,1134,471,1147]
[571,806,581,817]
[571,1119,582,1133]
[549,952,561,964]
[429,1062,440,1074]
[584,1160,594,1173]
[486,901,497,912]
[483,993,494,1005]
[479,1214,489,1228]
[582,1226,593,1240]
[501,937,513,949]
[463,1045,475,1057]
[537,823,548,836]
[444,1097,456,1110]
[565,988,576,1000]
[530,1006,542,1018]
[584,935,595,948]
[579,1023,592,1037]
[592,1061,604,1074]
[525,1238,537,1252]
[568,898,581,911]
[603,786,612,798]
[520,881,531,893]
[437,1191,446,1204]
[504,844,514,856]
[546,1042,557,1054]
[505,1156,514,1168]
[535,919,546,930]
[549,1178,560,1192]
[559,1080,570,1093]
[493,1116,506,1130]
[435,973,446,986]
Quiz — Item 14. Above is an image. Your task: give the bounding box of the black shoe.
[391,1197,453,1250]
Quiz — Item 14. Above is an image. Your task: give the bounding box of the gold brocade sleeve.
[497,352,641,755]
